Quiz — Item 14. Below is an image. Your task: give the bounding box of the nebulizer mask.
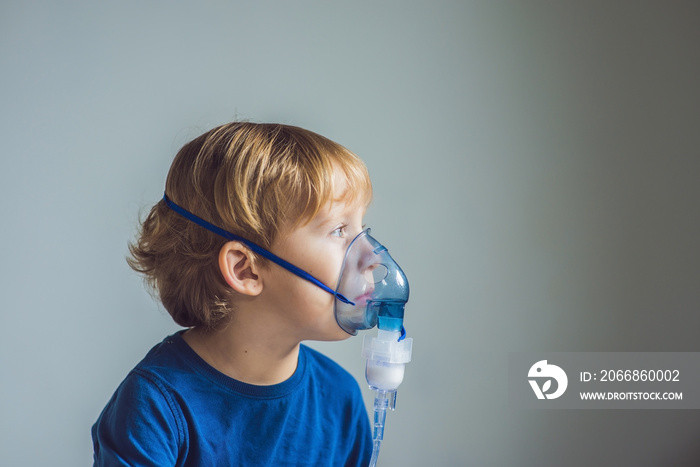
[335,229,408,334]
[164,195,412,466]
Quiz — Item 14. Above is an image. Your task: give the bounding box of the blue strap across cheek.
[162,194,355,306]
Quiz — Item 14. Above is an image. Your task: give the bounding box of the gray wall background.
[2,1,699,466]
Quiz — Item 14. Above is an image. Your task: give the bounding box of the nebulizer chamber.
[335,230,412,466]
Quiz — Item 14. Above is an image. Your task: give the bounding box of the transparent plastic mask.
[335,229,410,335]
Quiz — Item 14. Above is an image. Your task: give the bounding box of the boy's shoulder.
[130,331,191,379]
[115,331,217,404]
[105,332,192,407]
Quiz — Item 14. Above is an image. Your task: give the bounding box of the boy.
[92,122,373,466]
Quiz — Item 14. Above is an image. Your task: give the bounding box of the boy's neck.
[182,324,301,386]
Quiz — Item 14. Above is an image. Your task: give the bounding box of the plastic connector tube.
[368,390,390,467]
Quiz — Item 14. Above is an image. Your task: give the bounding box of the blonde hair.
[128,122,372,330]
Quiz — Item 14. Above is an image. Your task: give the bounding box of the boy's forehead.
[330,163,371,209]
[276,163,370,236]
[311,197,367,227]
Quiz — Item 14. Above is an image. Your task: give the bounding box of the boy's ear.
[218,242,263,296]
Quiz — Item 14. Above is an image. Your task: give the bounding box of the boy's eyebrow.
[313,212,343,228]
[312,204,364,231]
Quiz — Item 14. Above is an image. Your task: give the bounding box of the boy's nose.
[353,238,376,267]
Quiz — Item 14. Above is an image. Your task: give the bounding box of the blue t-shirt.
[92,332,371,466]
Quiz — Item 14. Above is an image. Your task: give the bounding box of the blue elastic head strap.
[162,194,355,306]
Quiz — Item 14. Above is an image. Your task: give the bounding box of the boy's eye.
[330,226,346,238]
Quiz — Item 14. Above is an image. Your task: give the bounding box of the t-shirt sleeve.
[92,370,185,466]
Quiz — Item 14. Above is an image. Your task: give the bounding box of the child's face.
[263,173,367,342]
